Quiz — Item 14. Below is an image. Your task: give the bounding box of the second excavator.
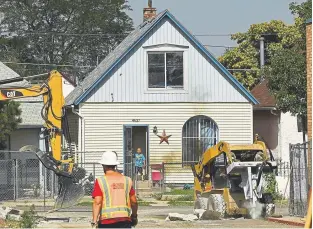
[0,70,85,211]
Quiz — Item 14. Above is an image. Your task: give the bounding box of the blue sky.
[127,0,305,57]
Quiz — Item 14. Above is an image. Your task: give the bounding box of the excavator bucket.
[54,176,85,210]
[19,145,85,210]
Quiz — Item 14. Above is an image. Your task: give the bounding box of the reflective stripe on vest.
[98,175,132,219]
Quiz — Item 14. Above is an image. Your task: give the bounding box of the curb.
[267,217,305,227]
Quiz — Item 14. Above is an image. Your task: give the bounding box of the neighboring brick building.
[306,18,312,186]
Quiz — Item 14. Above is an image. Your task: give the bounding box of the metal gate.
[289,141,311,217]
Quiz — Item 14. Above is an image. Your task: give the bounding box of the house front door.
[123,125,149,180]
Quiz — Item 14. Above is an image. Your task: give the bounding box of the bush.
[19,205,37,228]
[263,173,284,200]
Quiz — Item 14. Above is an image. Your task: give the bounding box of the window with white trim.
[182,115,219,163]
[148,51,184,89]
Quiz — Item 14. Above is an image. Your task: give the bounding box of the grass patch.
[78,201,92,206]
[164,189,194,195]
[138,201,157,206]
[168,200,194,206]
[0,219,20,228]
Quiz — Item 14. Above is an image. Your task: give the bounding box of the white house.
[251,79,307,197]
[251,79,306,163]
[64,7,259,183]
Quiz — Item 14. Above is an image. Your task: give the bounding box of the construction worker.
[91,151,138,228]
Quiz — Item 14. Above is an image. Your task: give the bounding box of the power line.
[203,45,236,48]
[1,31,284,37]
[2,62,94,68]
[2,61,260,71]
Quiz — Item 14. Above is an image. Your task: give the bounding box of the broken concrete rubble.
[166,213,198,221]
[0,206,24,220]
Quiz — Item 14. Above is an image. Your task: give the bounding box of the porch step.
[136,187,152,192]
[135,180,151,189]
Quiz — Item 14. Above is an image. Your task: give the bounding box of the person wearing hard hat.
[91,151,138,228]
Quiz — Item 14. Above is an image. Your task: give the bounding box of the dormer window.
[148,51,184,89]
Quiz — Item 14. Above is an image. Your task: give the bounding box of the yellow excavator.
[191,135,277,219]
[0,70,85,210]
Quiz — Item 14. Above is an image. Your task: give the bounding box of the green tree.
[218,20,301,90]
[0,0,134,79]
[263,0,311,132]
[263,48,307,116]
[0,101,22,149]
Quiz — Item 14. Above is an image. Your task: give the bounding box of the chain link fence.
[289,140,311,217]
[3,148,310,217]
[0,151,58,203]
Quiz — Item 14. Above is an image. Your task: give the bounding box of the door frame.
[123,124,150,176]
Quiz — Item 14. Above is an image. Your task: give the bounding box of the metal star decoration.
[157,129,172,144]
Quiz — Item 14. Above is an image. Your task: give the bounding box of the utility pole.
[259,37,265,81]
[259,37,265,66]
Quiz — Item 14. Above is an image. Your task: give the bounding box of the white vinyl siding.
[85,17,249,103]
[80,102,252,182]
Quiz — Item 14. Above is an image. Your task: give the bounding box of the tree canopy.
[0,0,134,149]
[263,0,311,118]
[0,0,134,79]
[0,101,22,149]
[218,0,311,120]
[218,20,301,90]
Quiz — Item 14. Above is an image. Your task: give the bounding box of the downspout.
[71,105,85,165]
[270,108,281,160]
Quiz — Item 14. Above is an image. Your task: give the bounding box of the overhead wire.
[4,31,285,37]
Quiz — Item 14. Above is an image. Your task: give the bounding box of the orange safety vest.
[97,175,132,220]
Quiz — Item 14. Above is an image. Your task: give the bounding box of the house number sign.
[132,119,140,122]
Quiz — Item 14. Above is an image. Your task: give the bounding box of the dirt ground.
[34,206,299,228]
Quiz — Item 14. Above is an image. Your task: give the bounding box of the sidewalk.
[267,216,305,227]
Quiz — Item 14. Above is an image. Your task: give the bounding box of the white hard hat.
[99,151,120,165]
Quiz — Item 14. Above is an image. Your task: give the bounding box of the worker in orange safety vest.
[91,151,138,228]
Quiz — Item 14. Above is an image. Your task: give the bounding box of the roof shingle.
[251,79,276,108]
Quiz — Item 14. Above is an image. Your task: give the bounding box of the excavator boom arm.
[0,70,84,210]
[0,71,64,161]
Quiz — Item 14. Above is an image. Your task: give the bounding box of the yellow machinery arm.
[0,70,63,162]
[0,70,84,210]
[191,141,233,195]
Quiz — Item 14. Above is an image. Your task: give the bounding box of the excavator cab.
[0,70,85,211]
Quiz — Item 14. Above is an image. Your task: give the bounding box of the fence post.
[44,168,46,212]
[15,159,18,200]
[93,163,95,182]
[162,162,165,192]
[51,171,55,198]
[13,160,16,201]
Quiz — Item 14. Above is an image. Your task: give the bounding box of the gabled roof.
[0,62,43,127]
[0,62,29,88]
[251,79,276,108]
[65,10,259,106]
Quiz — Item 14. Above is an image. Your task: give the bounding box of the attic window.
[148,51,184,89]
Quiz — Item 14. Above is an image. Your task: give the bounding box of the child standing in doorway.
[135,148,145,181]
